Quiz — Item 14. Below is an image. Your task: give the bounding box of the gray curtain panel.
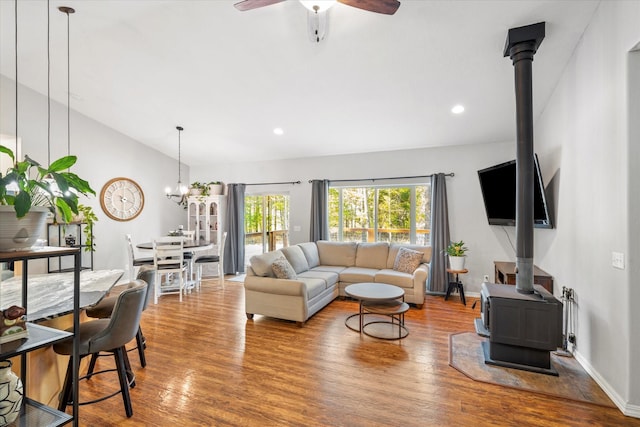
[224,183,246,274]
[309,179,329,242]
[428,173,451,293]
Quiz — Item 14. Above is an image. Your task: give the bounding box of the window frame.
[328,181,431,245]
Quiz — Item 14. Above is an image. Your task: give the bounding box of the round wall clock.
[100,177,145,221]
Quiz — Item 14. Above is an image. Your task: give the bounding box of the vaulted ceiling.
[0,0,599,165]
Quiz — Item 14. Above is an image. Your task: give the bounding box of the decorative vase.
[189,188,202,196]
[0,206,50,252]
[0,360,23,426]
[449,255,466,271]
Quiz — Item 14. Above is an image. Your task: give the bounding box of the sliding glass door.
[245,194,290,265]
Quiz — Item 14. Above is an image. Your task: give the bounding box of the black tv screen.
[477,154,552,228]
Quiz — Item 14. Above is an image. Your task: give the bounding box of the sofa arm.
[244,275,307,297]
[412,263,429,294]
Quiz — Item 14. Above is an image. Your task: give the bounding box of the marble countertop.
[0,269,123,322]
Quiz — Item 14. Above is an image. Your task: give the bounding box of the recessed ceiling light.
[273,127,284,135]
[451,105,465,114]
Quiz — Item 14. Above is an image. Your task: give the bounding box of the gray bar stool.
[85,266,154,370]
[53,280,147,418]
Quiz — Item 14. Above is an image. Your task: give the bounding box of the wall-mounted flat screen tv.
[477,154,553,228]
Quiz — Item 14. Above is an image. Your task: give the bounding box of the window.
[328,183,431,245]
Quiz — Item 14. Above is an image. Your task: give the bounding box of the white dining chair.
[152,236,188,304]
[126,234,154,282]
[194,231,227,290]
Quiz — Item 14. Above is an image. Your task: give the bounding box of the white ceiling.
[0,0,599,166]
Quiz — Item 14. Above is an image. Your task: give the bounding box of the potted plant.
[189,181,210,197]
[189,181,224,197]
[207,181,223,195]
[446,240,468,270]
[0,144,96,251]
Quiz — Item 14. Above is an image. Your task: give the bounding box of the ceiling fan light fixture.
[300,0,336,13]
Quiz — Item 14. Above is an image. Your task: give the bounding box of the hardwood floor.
[73,279,637,426]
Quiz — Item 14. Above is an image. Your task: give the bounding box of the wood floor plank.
[69,280,638,426]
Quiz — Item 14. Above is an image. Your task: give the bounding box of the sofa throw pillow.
[272,259,297,280]
[393,247,424,274]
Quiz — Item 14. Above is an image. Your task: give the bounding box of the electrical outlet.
[612,252,625,269]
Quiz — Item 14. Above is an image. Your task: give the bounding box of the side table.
[362,300,410,340]
[445,268,468,305]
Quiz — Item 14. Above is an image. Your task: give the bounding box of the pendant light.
[165,126,188,204]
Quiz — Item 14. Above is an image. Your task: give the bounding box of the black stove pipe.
[503,22,545,294]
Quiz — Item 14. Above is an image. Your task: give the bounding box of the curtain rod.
[245,180,301,186]
[308,173,454,184]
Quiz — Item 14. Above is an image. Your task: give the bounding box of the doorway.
[244,193,290,265]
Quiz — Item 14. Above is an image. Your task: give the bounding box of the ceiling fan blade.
[338,0,401,15]
[234,0,287,12]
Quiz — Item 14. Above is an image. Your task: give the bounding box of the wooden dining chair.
[181,230,195,243]
[194,231,227,290]
[152,236,188,304]
[125,234,154,282]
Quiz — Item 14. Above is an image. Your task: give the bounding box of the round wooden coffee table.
[344,283,405,336]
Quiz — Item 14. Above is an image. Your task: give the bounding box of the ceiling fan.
[234,0,401,42]
[234,0,401,15]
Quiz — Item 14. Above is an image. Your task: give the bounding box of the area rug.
[449,332,615,408]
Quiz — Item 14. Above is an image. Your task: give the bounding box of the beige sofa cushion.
[355,242,389,269]
[250,250,285,277]
[311,265,347,275]
[339,267,378,284]
[387,244,432,268]
[298,270,339,288]
[298,242,320,268]
[317,241,357,267]
[281,245,310,274]
[375,269,414,289]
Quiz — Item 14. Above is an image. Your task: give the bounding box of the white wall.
[534,1,640,415]
[0,75,188,276]
[192,140,564,295]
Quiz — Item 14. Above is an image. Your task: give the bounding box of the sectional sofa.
[244,240,431,325]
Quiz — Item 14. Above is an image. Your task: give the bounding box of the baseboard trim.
[574,350,640,418]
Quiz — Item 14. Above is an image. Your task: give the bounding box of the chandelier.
[165,126,188,203]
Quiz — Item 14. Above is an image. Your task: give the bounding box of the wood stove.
[477,282,562,375]
[474,21,563,375]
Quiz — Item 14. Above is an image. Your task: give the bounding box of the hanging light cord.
[177,126,183,185]
[14,0,18,159]
[65,7,71,158]
[47,0,51,166]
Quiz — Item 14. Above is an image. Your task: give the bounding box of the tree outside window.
[328,184,431,245]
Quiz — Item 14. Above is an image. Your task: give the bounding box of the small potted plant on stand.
[446,240,468,270]
[0,145,96,251]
